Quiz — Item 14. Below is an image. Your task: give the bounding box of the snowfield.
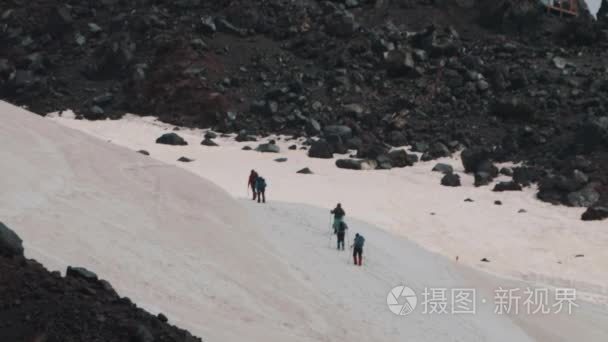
[1,101,608,341]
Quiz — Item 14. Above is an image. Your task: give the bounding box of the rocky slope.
[1,0,607,218]
[0,222,202,342]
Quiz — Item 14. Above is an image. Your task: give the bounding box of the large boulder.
[256,142,280,153]
[388,149,418,167]
[0,222,24,257]
[441,173,461,187]
[567,184,600,207]
[581,197,608,221]
[461,148,491,173]
[493,181,523,192]
[432,163,454,174]
[336,159,377,170]
[156,133,187,146]
[308,139,334,159]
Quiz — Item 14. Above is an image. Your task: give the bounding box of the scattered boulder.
[494,200,502,205]
[256,142,280,153]
[461,148,491,173]
[432,163,454,174]
[274,157,288,162]
[474,172,493,187]
[441,173,461,187]
[156,133,187,146]
[499,167,513,176]
[464,198,474,202]
[157,313,168,323]
[201,138,219,146]
[581,197,608,221]
[308,139,333,159]
[137,150,150,156]
[567,185,600,207]
[289,145,297,150]
[66,266,98,281]
[204,131,217,139]
[177,157,194,162]
[0,222,24,257]
[388,149,418,167]
[297,167,313,174]
[480,258,490,263]
[336,159,377,170]
[493,181,522,192]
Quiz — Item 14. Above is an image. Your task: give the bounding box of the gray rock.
[474,172,493,187]
[156,133,187,146]
[256,142,280,153]
[567,185,600,207]
[493,181,523,192]
[66,266,98,281]
[0,222,24,257]
[388,149,417,167]
[137,150,150,156]
[201,138,219,146]
[432,163,454,174]
[274,158,288,162]
[336,159,377,170]
[324,125,352,139]
[177,157,194,162]
[441,173,461,187]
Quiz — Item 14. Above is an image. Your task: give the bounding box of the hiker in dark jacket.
[255,176,267,203]
[336,221,348,250]
[248,170,258,200]
[330,203,345,233]
[352,233,365,266]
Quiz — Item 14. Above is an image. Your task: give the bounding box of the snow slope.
[49,113,608,305]
[2,101,608,341]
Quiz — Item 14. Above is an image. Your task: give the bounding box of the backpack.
[337,221,348,233]
[354,235,365,248]
[257,177,266,189]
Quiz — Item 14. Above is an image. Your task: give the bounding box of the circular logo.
[387,285,418,316]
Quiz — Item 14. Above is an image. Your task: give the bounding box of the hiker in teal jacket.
[255,176,267,203]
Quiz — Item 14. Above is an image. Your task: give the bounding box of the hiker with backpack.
[255,176,267,203]
[248,170,258,200]
[335,221,348,250]
[352,233,365,266]
[330,203,345,234]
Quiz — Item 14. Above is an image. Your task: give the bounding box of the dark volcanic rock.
[336,159,377,170]
[441,173,461,187]
[156,133,187,146]
[137,150,150,156]
[177,156,194,162]
[493,181,522,192]
[297,167,313,174]
[581,203,608,221]
[461,148,492,173]
[388,149,418,167]
[201,138,219,146]
[256,142,280,153]
[0,222,24,257]
[432,163,454,174]
[308,139,334,159]
[66,266,98,281]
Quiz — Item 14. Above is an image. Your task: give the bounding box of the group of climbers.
[248,170,267,203]
[246,171,365,266]
[331,203,365,266]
